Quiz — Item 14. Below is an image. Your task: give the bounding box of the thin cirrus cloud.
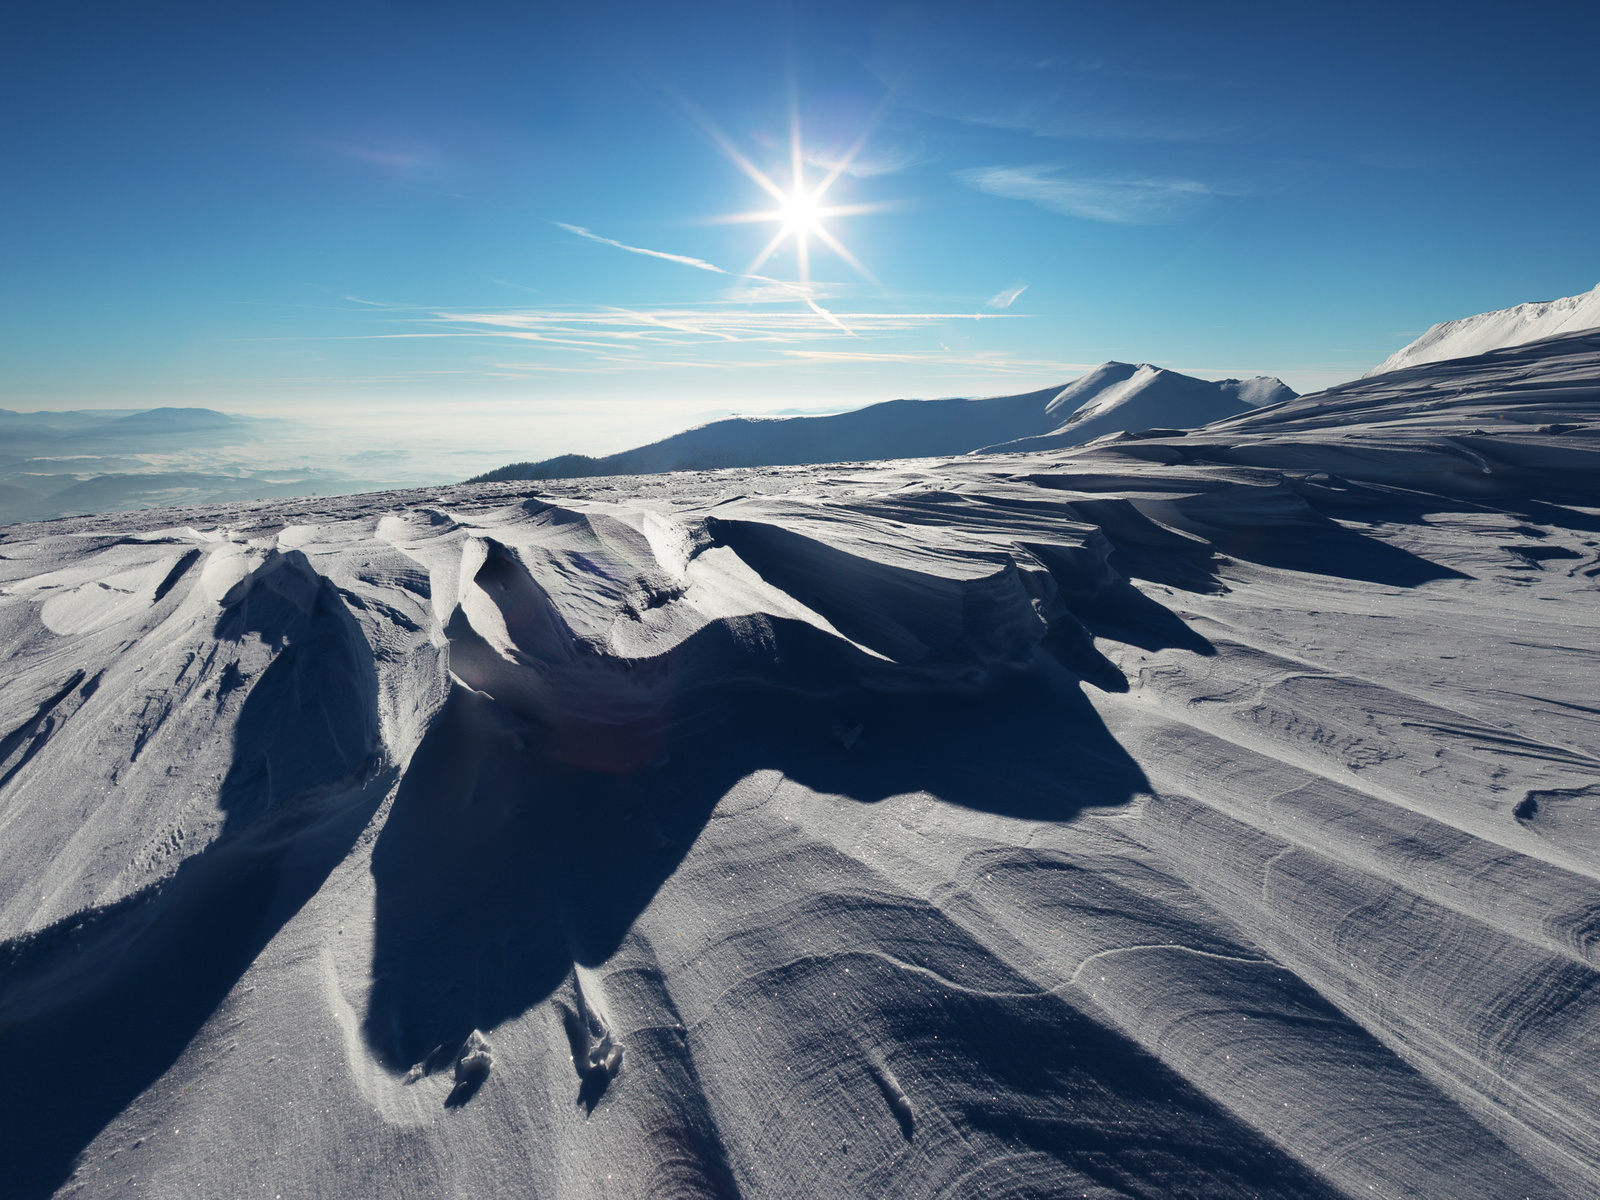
[212,301,1031,381]
[802,142,926,178]
[549,222,863,335]
[417,222,1024,375]
[987,282,1028,308]
[867,14,1254,144]
[779,348,1094,375]
[429,307,1012,351]
[945,96,1241,143]
[718,281,843,305]
[470,344,1077,378]
[551,222,728,273]
[956,165,1223,224]
[310,138,446,181]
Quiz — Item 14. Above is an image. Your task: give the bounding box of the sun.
[707,117,882,284]
[779,188,823,234]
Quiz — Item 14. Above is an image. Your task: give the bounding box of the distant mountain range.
[11,284,1600,526]
[0,406,255,451]
[469,363,1297,483]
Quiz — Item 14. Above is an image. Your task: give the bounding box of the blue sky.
[4,0,1598,459]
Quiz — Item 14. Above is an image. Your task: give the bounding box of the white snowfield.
[1368,280,1600,376]
[1,329,1600,1198]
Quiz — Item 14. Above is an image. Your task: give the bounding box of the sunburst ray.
[704,106,877,289]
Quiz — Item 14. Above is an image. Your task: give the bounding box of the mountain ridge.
[1367,281,1600,376]
[469,363,1295,482]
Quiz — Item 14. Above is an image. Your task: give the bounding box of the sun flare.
[708,117,883,284]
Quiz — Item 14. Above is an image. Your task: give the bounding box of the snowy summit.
[1367,280,1600,376]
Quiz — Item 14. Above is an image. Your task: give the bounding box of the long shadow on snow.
[363,640,1366,1198]
[1063,575,1217,656]
[1045,479,1469,591]
[750,952,1350,1200]
[1206,518,1468,586]
[0,552,382,1200]
[363,639,1149,1074]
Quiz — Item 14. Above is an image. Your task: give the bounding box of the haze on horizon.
[3,0,1598,470]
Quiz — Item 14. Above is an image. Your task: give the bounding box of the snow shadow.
[213,551,381,822]
[1510,498,1600,535]
[1048,481,1469,590]
[362,662,1357,1197]
[1204,514,1469,586]
[1061,577,1216,656]
[0,554,384,1199]
[745,952,1350,1199]
[363,657,1150,1076]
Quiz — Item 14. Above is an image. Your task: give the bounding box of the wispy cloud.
[551,222,727,273]
[802,142,925,178]
[956,166,1224,224]
[718,280,842,305]
[227,254,1044,381]
[430,307,1013,351]
[550,222,870,332]
[780,349,1093,375]
[987,282,1029,308]
[866,14,1257,144]
[312,138,441,174]
[470,344,1076,378]
[952,101,1241,143]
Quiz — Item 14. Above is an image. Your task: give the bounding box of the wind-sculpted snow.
[1,332,1599,1198]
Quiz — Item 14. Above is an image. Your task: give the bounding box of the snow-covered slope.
[3,332,1600,1198]
[977,362,1293,453]
[473,365,1293,482]
[1367,281,1600,376]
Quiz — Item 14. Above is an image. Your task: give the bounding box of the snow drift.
[1367,280,1600,376]
[471,363,1293,482]
[1,331,1599,1198]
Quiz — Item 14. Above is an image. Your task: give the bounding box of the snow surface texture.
[471,362,1294,482]
[2,329,1600,1198]
[1368,281,1600,376]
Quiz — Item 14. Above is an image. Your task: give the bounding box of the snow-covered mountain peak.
[1367,281,1600,376]
[978,362,1295,454]
[1042,361,1142,416]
